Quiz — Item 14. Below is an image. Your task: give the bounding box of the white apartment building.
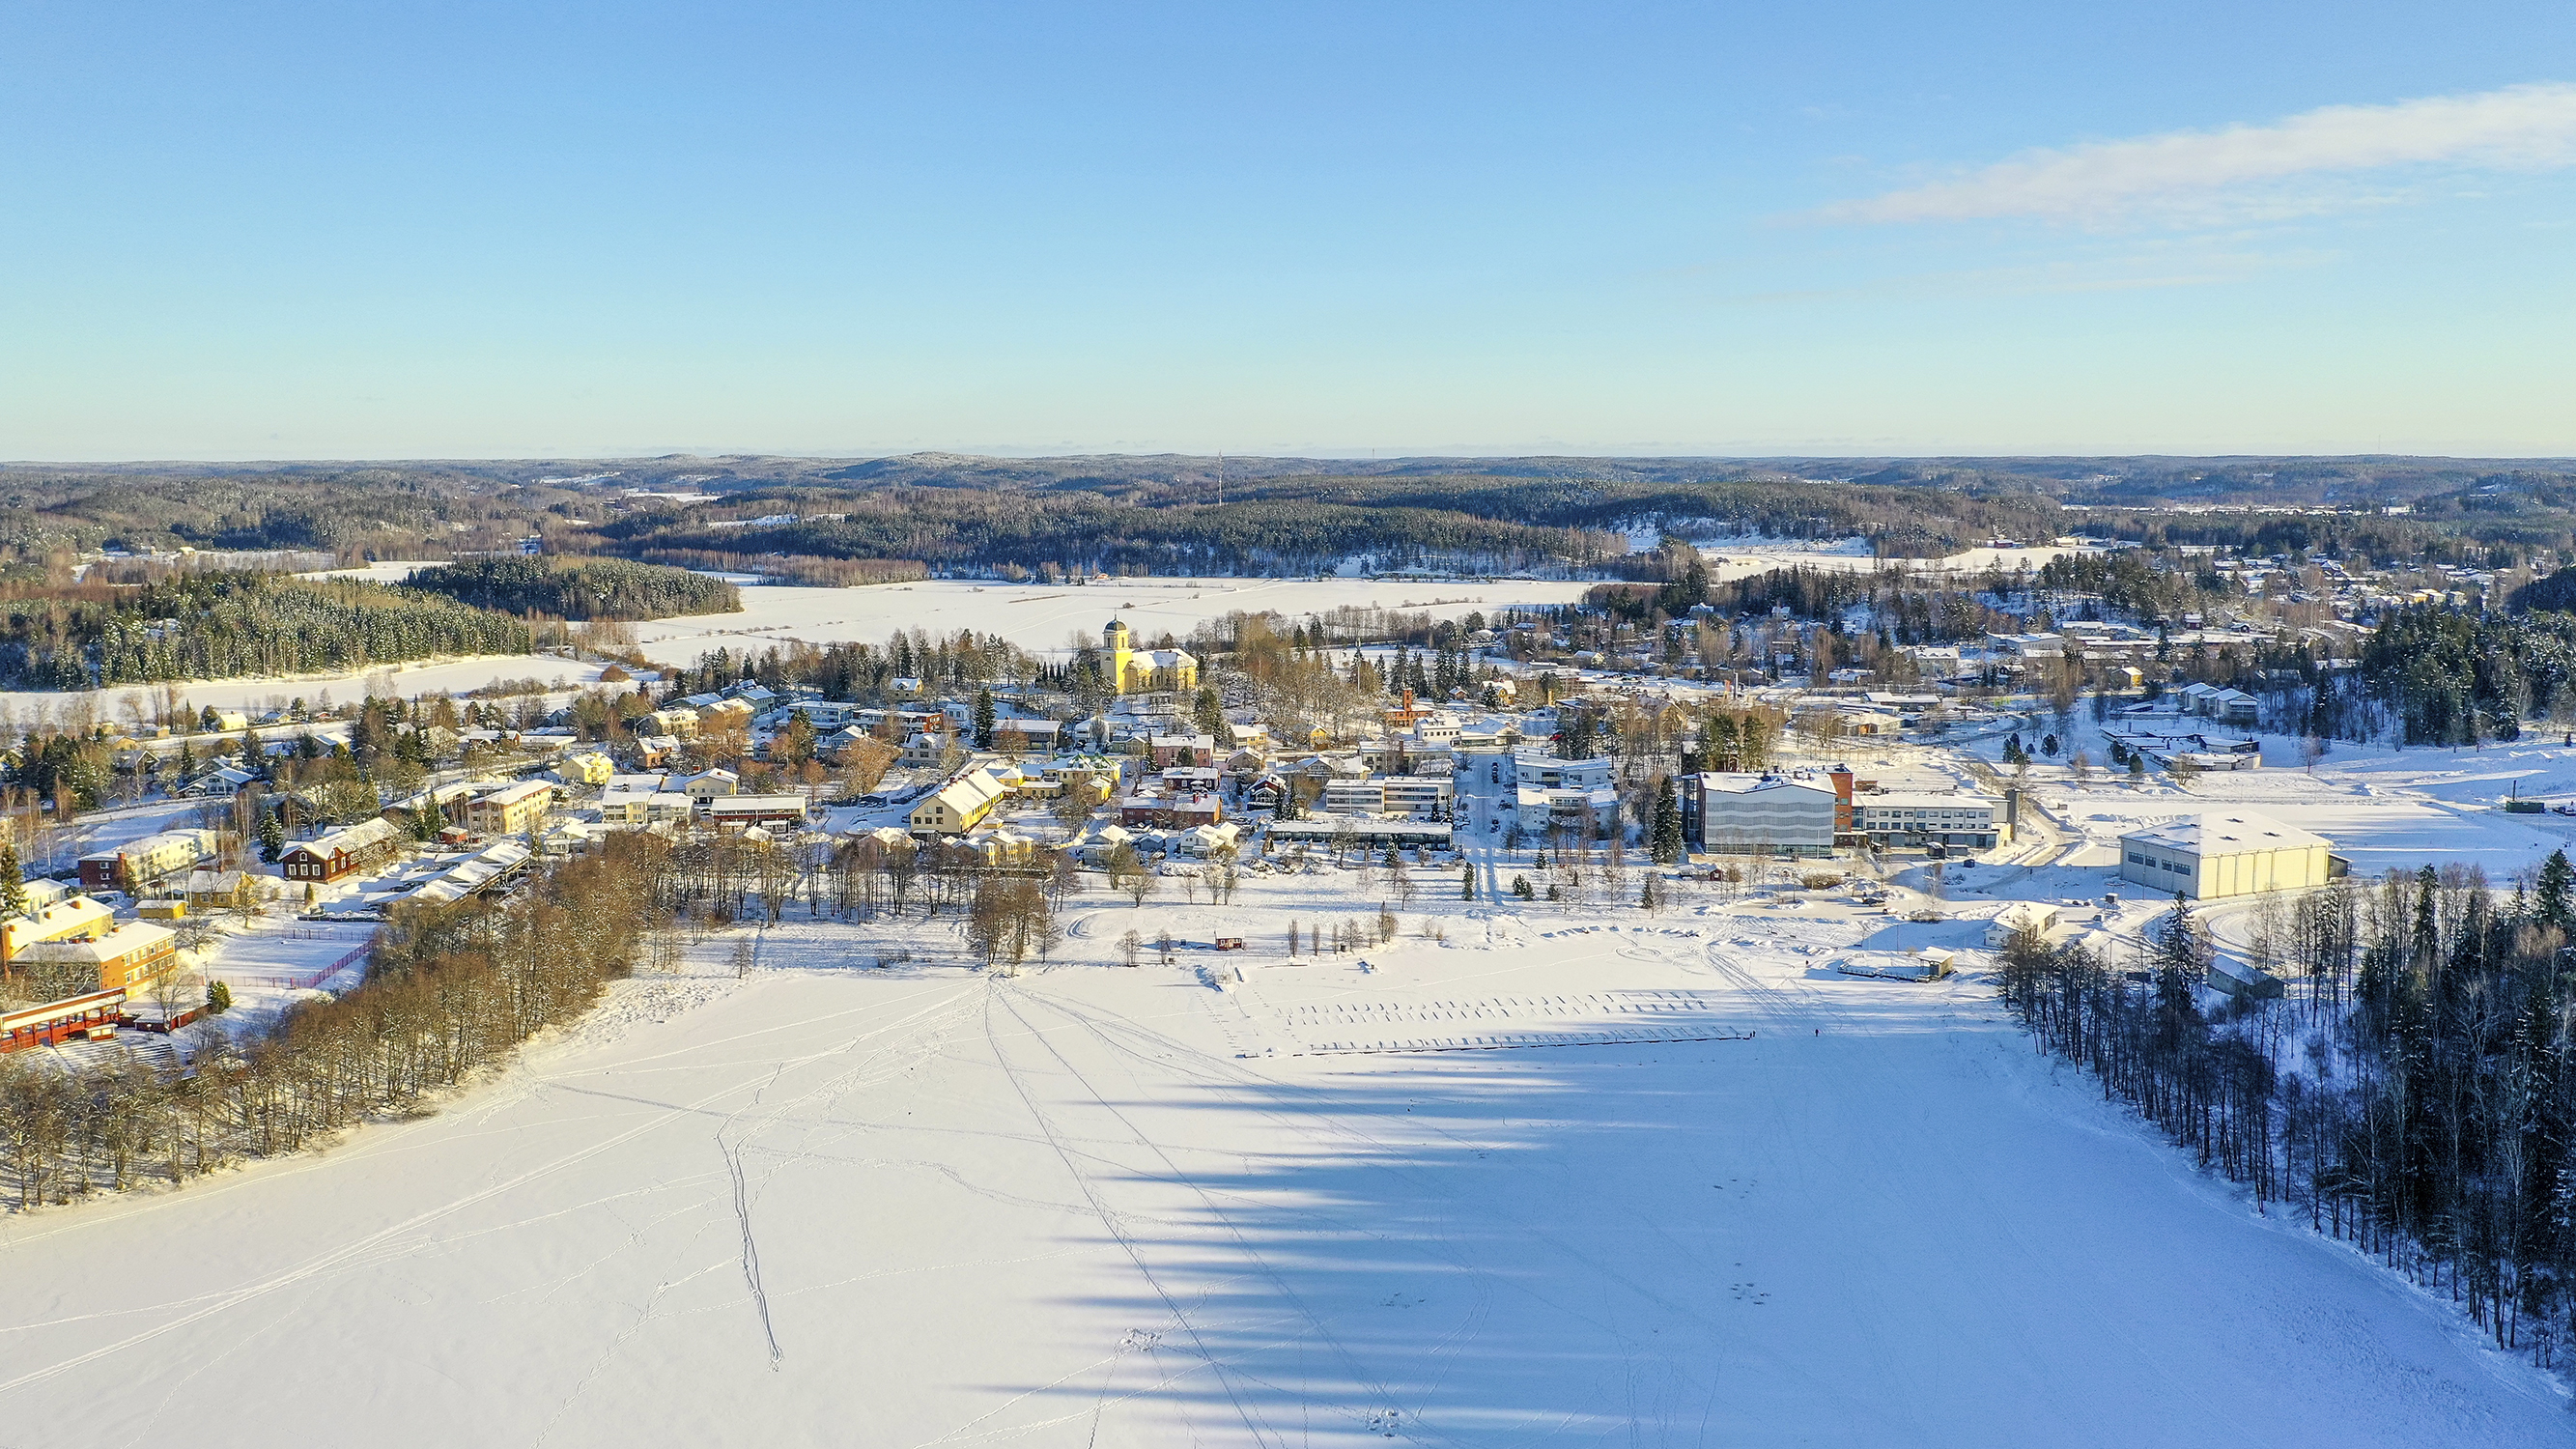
[1514,750,1615,791]
[1851,793,2006,850]
[1323,775,1454,820]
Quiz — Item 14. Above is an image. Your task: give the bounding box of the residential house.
[788,700,866,731]
[1117,790,1224,829]
[553,752,616,787]
[1245,774,1291,811]
[697,698,756,734]
[1148,733,1219,769]
[179,765,259,798]
[703,794,812,829]
[910,769,1010,836]
[676,768,740,801]
[180,869,275,908]
[987,718,1062,753]
[280,817,403,883]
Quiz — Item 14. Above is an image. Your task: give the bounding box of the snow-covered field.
[0,888,2557,1447]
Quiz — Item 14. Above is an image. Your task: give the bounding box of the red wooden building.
[280,817,402,884]
[0,988,126,1054]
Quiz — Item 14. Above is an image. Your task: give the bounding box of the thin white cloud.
[1817,82,2576,225]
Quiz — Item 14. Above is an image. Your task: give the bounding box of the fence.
[223,942,372,993]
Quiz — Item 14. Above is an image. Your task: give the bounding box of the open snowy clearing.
[0,903,2557,1448]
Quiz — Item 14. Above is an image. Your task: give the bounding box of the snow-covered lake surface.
[0,900,2556,1447]
[624,548,2096,668]
[9,539,2095,709]
[0,654,621,724]
[625,577,1603,665]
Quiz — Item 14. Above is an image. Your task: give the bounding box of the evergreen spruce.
[1650,777,1684,864]
[0,843,25,918]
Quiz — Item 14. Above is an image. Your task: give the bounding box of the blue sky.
[4,2,2572,460]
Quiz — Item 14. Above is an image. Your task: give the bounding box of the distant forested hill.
[404,556,739,620]
[0,573,540,689]
[7,452,2576,584]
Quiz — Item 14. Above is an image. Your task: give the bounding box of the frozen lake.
[0,654,623,724]
[18,538,2098,710]
[625,576,1603,665]
[0,901,2554,1447]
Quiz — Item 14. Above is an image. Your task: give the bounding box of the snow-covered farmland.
[0,902,2556,1447]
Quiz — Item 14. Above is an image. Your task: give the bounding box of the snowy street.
[0,921,2557,1447]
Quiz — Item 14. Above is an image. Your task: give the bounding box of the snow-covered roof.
[2120,812,2328,856]
[1698,773,1835,801]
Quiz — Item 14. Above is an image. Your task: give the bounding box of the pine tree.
[1460,864,1476,900]
[972,688,995,749]
[257,810,286,864]
[0,843,25,919]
